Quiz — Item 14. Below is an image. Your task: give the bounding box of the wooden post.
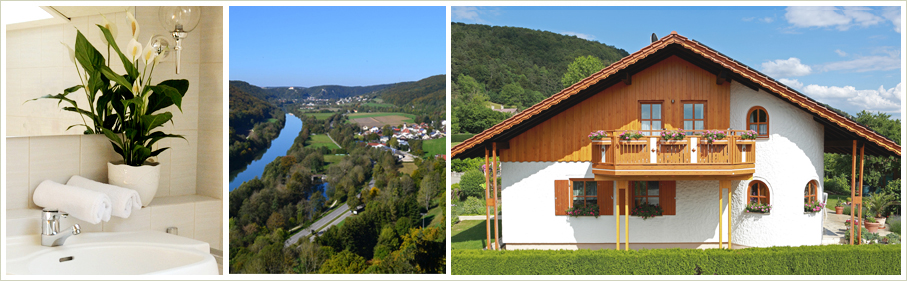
[858,144,864,243]
[493,142,500,250]
[625,181,629,251]
[727,184,732,249]
[719,186,723,249]
[616,183,621,250]
[484,148,491,250]
[849,140,856,245]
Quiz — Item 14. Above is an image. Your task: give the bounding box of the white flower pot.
[108,162,161,207]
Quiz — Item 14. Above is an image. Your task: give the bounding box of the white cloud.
[801,82,903,116]
[785,6,887,31]
[761,17,774,23]
[452,7,481,22]
[561,31,595,41]
[778,78,803,89]
[761,57,813,77]
[834,49,847,57]
[882,6,902,33]
[821,52,901,73]
[742,17,755,22]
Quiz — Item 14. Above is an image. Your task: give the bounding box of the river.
[229,113,302,191]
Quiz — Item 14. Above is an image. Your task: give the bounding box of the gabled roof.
[452,31,900,159]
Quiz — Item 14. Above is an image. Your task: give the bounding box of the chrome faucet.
[41,209,80,247]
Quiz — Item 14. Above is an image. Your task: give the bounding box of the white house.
[451,32,900,250]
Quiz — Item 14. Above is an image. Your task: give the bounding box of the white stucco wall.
[500,81,825,247]
[728,81,825,247]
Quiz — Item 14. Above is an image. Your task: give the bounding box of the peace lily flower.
[141,39,158,66]
[60,42,75,64]
[99,14,118,46]
[125,38,143,62]
[126,11,140,39]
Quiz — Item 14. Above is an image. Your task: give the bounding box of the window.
[555,179,613,215]
[747,107,769,136]
[632,181,660,207]
[748,180,770,205]
[804,180,818,204]
[640,102,662,135]
[683,102,706,132]
[572,180,598,208]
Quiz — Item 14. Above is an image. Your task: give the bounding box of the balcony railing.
[591,130,756,179]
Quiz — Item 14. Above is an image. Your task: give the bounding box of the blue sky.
[231,6,445,87]
[453,6,903,119]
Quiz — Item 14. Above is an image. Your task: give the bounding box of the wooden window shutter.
[659,181,676,215]
[597,181,613,215]
[555,180,569,215]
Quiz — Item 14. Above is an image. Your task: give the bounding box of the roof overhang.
[452,32,900,159]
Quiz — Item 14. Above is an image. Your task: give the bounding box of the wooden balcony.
[591,130,755,181]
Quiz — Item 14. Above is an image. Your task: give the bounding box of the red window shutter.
[659,181,676,215]
[555,180,569,215]
[597,181,613,215]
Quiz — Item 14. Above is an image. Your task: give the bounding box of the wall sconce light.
[159,6,200,74]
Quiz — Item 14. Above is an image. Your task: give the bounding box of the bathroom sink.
[6,231,218,275]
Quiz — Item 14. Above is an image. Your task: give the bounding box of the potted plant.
[659,129,685,143]
[632,203,663,220]
[739,130,758,142]
[566,204,600,218]
[588,130,608,140]
[618,131,645,142]
[804,201,825,213]
[745,202,771,214]
[835,200,845,214]
[700,130,727,144]
[864,215,882,233]
[864,192,896,227]
[38,13,187,207]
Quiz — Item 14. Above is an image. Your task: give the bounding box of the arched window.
[804,180,818,204]
[748,180,770,205]
[747,106,769,137]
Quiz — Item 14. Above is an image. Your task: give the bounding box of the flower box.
[736,140,756,144]
[699,139,727,145]
[592,139,612,145]
[618,140,648,145]
[659,139,688,145]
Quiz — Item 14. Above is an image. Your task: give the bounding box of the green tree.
[319,250,367,274]
[459,169,486,199]
[500,82,524,107]
[418,174,440,212]
[561,55,605,88]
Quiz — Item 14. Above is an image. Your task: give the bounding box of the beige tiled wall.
[4,6,223,251]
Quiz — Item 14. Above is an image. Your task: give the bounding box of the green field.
[299,112,337,120]
[306,134,340,150]
[452,219,502,250]
[324,154,345,164]
[400,162,418,175]
[422,138,446,157]
[452,142,462,147]
[364,102,394,108]
[267,118,278,123]
[348,112,416,120]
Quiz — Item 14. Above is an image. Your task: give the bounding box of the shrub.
[459,169,486,199]
[454,197,486,216]
[824,175,850,195]
[451,244,901,275]
[887,215,901,234]
[451,157,485,173]
[883,233,900,244]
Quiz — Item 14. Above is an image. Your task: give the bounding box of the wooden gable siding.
[501,56,731,162]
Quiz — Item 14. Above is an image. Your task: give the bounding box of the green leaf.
[74,30,104,74]
[146,80,188,114]
[97,24,138,79]
[141,112,173,131]
[150,147,169,157]
[66,124,93,134]
[99,64,133,90]
[101,128,124,150]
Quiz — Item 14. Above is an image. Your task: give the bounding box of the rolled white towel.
[67,175,141,219]
[33,180,112,224]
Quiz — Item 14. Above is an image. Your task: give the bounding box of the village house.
[451,32,900,250]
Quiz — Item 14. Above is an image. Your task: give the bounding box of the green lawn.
[300,112,337,120]
[452,142,462,147]
[422,138,446,157]
[826,194,848,210]
[306,134,340,150]
[399,162,418,175]
[422,204,445,229]
[267,118,278,123]
[452,219,502,250]
[324,154,345,164]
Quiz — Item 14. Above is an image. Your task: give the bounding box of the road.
[285,204,350,247]
[284,178,377,247]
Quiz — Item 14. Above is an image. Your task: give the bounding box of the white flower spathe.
[100,13,118,46]
[141,39,157,66]
[126,11,140,39]
[125,38,143,62]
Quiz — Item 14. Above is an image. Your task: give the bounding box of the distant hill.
[229,82,282,134]
[452,22,630,98]
[377,75,445,108]
[229,80,399,102]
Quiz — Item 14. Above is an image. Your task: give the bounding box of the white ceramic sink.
[6,231,218,275]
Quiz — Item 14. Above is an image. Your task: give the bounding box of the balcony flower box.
[618,139,648,145]
[700,139,728,145]
[736,139,756,144]
[592,139,612,145]
[659,139,688,145]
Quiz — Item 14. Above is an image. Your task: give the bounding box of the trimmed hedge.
[452,244,901,275]
[452,133,476,142]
